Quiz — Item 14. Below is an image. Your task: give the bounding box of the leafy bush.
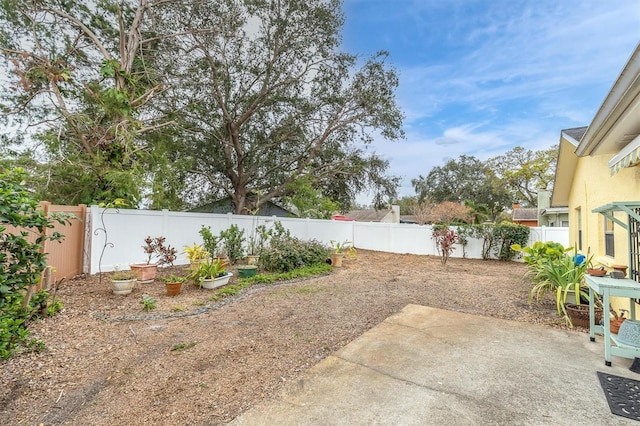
[219,224,245,264]
[199,225,223,257]
[456,223,529,260]
[0,168,72,358]
[511,241,571,266]
[461,224,494,259]
[259,234,330,273]
[200,224,247,264]
[491,223,530,261]
[140,294,157,311]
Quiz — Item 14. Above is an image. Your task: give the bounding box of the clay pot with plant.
[246,224,272,265]
[199,226,229,267]
[130,236,177,283]
[330,240,352,267]
[162,274,187,296]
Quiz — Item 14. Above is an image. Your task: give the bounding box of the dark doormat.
[598,371,640,421]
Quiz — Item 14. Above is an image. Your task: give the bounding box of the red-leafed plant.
[432,225,459,265]
[142,236,177,266]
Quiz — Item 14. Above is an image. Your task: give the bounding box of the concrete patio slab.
[230,305,639,425]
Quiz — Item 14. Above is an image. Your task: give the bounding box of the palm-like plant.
[187,259,227,285]
[528,252,591,318]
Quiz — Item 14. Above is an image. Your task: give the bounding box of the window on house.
[562,220,569,227]
[605,216,615,257]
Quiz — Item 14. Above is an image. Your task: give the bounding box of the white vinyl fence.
[86,206,570,273]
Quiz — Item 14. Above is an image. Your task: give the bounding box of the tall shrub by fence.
[87,206,570,274]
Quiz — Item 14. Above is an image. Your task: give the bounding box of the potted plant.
[246,224,271,265]
[183,243,209,270]
[219,224,246,265]
[188,259,233,289]
[111,269,137,295]
[527,251,596,326]
[330,240,352,267]
[130,236,177,283]
[162,274,187,296]
[199,226,229,267]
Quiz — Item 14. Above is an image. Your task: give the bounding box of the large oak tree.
[158,0,405,213]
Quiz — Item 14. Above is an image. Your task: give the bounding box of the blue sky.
[341,0,640,203]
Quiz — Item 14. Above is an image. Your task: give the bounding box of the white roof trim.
[609,134,640,175]
[577,43,640,156]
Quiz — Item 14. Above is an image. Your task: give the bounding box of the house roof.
[345,209,390,222]
[551,128,586,207]
[540,207,569,215]
[562,126,588,144]
[512,208,538,221]
[190,198,296,217]
[331,214,355,221]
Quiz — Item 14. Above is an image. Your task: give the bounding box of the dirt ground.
[0,250,569,425]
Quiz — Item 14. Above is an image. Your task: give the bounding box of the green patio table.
[585,274,640,366]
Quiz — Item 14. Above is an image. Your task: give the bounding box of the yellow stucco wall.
[568,155,640,312]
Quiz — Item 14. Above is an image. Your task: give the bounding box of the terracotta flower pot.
[130,264,158,283]
[330,252,344,267]
[165,281,183,296]
[610,317,626,334]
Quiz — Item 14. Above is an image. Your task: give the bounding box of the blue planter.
[617,319,640,347]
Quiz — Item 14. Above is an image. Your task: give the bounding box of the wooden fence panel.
[41,202,87,283]
[3,202,87,285]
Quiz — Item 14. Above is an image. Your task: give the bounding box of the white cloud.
[345,0,640,204]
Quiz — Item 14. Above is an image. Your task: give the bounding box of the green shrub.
[259,235,330,273]
[219,224,245,264]
[140,294,157,311]
[199,225,222,257]
[511,241,572,266]
[490,223,530,261]
[0,168,73,359]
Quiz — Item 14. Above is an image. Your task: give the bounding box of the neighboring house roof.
[331,214,355,221]
[345,206,400,223]
[345,209,389,222]
[190,198,296,217]
[512,208,538,222]
[400,215,418,224]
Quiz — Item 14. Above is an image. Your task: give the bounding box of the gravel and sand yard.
[0,250,566,425]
